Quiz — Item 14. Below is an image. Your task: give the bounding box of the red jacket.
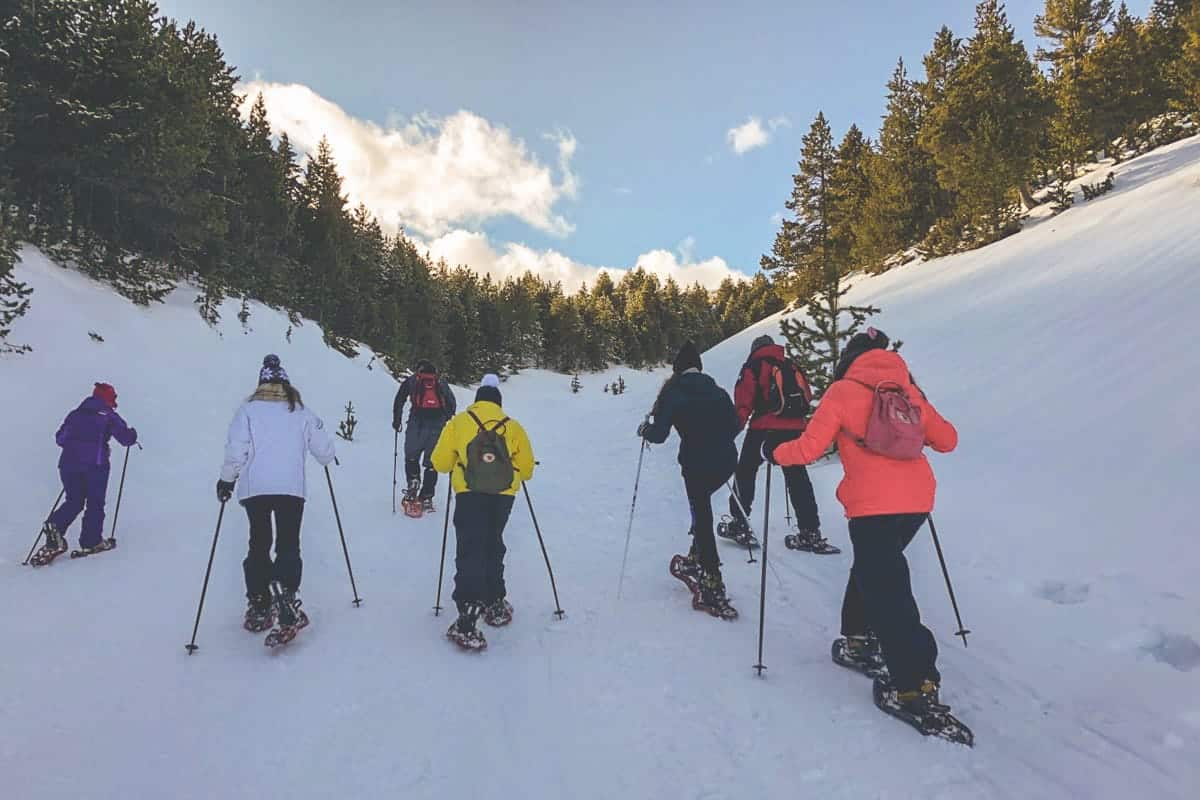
[734,344,813,431]
[773,349,957,518]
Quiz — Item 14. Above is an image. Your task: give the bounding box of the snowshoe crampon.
[402,499,424,519]
[716,516,759,548]
[669,553,701,595]
[244,595,277,633]
[29,524,68,567]
[446,622,487,651]
[693,575,739,621]
[872,677,974,747]
[264,609,309,648]
[264,583,309,648]
[784,529,841,555]
[70,538,117,559]
[831,637,888,679]
[482,599,513,628]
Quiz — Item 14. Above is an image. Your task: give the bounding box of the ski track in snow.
[3,138,1200,799]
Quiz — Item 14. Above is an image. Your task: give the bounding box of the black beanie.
[833,327,890,381]
[673,341,702,374]
[475,385,503,405]
[751,334,775,352]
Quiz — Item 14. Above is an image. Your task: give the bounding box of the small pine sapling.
[570,374,582,393]
[337,401,358,441]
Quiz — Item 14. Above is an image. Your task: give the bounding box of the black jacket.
[393,374,457,429]
[642,370,738,479]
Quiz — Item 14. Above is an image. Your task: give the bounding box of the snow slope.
[2,136,1199,800]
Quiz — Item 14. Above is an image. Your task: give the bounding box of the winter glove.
[636,421,650,439]
[216,479,236,503]
[762,440,782,465]
[393,420,402,433]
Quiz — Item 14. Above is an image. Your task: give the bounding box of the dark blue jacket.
[55,397,137,470]
[642,371,738,479]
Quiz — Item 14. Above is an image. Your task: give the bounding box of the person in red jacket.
[726,334,830,552]
[770,328,958,716]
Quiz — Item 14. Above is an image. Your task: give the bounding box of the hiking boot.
[244,593,276,632]
[693,571,739,620]
[272,584,304,628]
[482,598,513,627]
[447,603,487,650]
[30,523,68,567]
[784,527,841,554]
[716,516,758,547]
[421,497,436,514]
[403,479,421,503]
[896,680,946,715]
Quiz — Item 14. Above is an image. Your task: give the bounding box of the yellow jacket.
[431,401,535,496]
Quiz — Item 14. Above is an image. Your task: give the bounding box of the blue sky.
[156,0,1152,288]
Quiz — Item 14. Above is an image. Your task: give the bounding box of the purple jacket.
[55,397,137,470]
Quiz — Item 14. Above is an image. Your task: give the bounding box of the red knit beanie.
[93,382,118,408]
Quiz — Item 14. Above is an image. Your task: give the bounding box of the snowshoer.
[725,334,832,553]
[639,341,740,620]
[218,355,336,640]
[431,375,535,650]
[32,383,138,566]
[393,360,457,516]
[769,328,958,717]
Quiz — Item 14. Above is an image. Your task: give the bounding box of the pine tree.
[1178,1,1200,114]
[761,113,837,301]
[923,1,1050,246]
[1147,0,1195,109]
[1084,4,1167,153]
[570,374,582,393]
[917,26,965,244]
[0,73,32,354]
[779,278,880,398]
[828,125,872,272]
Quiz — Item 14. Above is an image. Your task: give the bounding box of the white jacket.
[220,399,337,501]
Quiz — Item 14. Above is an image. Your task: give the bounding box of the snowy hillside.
[3,136,1199,800]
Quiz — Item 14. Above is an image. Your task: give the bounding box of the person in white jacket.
[217,355,336,633]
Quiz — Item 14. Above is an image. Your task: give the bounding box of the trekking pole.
[928,514,971,647]
[617,433,649,598]
[726,480,757,564]
[753,464,772,676]
[22,488,66,565]
[523,484,565,619]
[185,501,226,654]
[392,431,399,515]
[325,465,362,607]
[784,486,793,529]
[108,443,138,545]
[434,480,452,616]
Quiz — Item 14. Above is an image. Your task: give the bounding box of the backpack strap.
[467,411,509,433]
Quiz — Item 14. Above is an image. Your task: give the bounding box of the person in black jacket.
[392,361,457,512]
[638,341,740,619]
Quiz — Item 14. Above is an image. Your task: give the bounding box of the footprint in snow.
[1141,631,1200,672]
[1033,579,1090,605]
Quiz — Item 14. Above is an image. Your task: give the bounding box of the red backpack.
[411,372,445,411]
[850,380,925,460]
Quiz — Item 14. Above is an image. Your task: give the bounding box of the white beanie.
[481,373,500,388]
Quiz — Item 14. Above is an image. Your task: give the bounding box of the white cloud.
[240,81,578,238]
[421,230,745,293]
[727,117,770,154]
[676,236,696,264]
[768,115,791,131]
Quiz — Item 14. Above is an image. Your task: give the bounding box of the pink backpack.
[851,380,925,460]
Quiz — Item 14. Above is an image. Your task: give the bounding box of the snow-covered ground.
[3,136,1199,799]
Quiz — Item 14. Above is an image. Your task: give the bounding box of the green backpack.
[463,411,514,494]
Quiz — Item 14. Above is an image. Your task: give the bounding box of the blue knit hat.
[259,354,289,384]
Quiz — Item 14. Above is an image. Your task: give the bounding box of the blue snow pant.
[49,465,110,548]
[683,468,730,574]
[452,492,515,613]
[843,513,940,692]
[405,416,445,499]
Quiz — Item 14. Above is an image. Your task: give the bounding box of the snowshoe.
[244,593,277,633]
[482,598,513,627]
[669,552,702,595]
[402,500,423,519]
[29,523,68,567]
[784,528,841,555]
[401,480,423,518]
[421,497,436,515]
[831,636,888,679]
[264,583,310,648]
[70,538,117,559]
[716,516,759,548]
[693,572,739,620]
[446,604,487,650]
[872,677,974,747]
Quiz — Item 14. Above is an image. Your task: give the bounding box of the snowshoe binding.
[872,677,974,747]
[446,603,487,650]
[29,523,68,567]
[402,480,423,518]
[244,593,277,633]
[482,598,513,627]
[693,571,739,620]
[831,635,888,679]
[716,516,759,548]
[70,538,117,559]
[669,551,702,595]
[784,528,841,555]
[264,583,309,648]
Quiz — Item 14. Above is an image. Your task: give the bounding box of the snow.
[3,135,1200,799]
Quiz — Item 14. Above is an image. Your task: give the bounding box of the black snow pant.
[683,469,729,575]
[841,513,939,692]
[452,492,516,613]
[404,415,445,499]
[242,495,305,597]
[730,429,820,531]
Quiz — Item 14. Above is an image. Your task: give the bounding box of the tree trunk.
[1017,182,1037,211]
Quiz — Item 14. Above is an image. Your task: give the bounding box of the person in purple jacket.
[31,383,138,566]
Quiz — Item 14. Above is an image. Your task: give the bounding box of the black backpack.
[463,411,514,494]
[751,356,811,419]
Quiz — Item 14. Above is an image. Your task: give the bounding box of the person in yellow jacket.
[431,374,535,649]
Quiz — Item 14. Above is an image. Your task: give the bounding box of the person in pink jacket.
[770,328,957,714]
